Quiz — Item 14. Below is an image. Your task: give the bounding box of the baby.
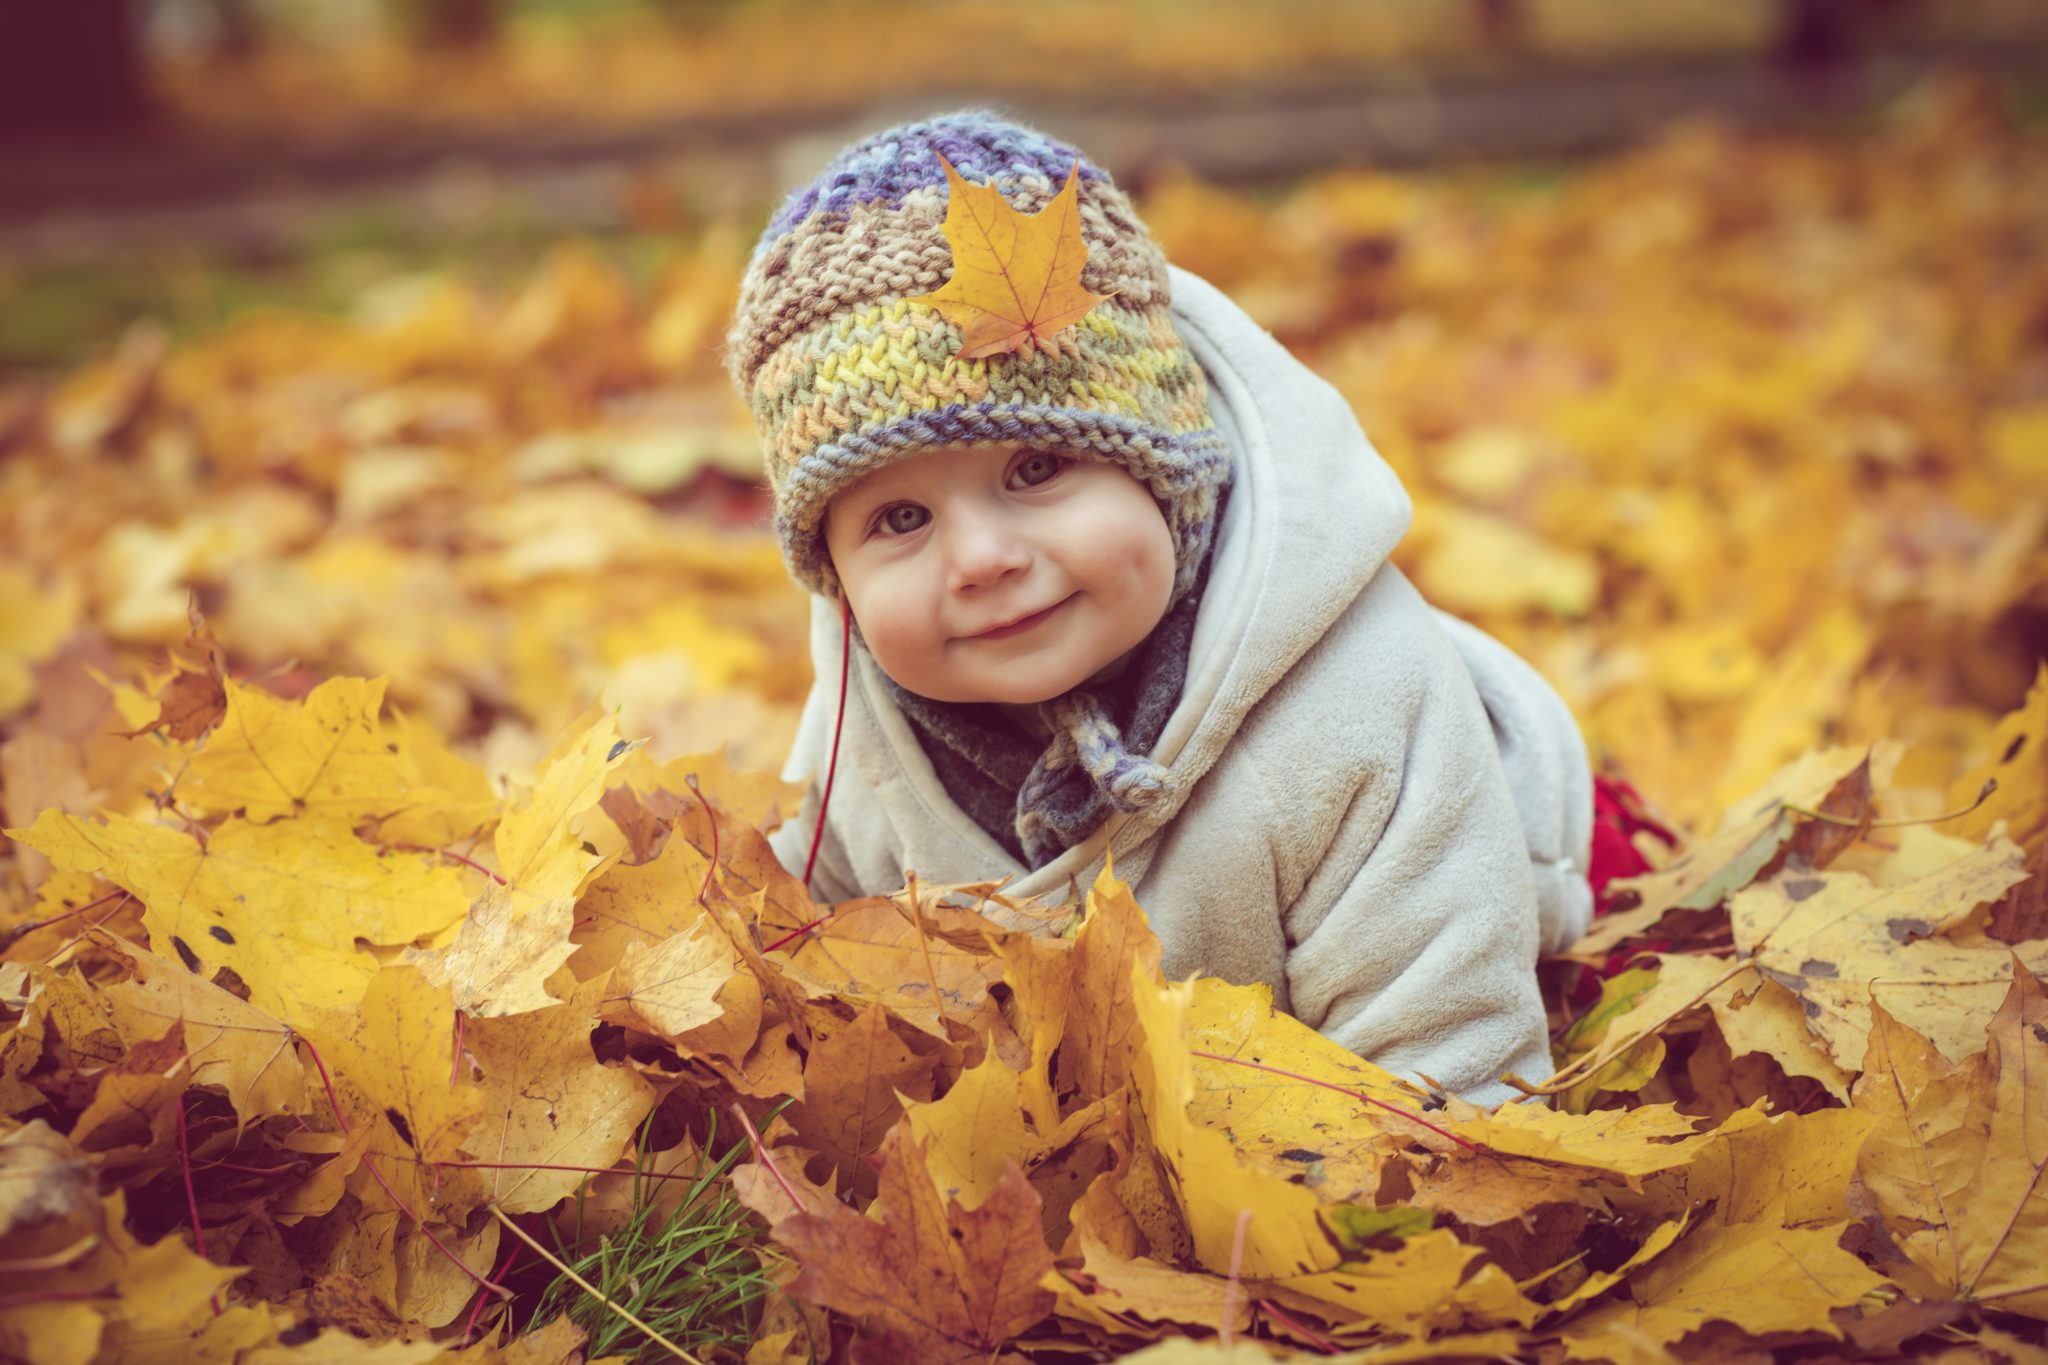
[724,110,1594,1105]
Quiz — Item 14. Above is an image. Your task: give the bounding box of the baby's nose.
[943,519,1032,592]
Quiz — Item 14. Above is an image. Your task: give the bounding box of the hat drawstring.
[801,594,854,896]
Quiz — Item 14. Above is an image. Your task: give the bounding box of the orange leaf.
[909,154,1114,361]
[749,1123,1055,1364]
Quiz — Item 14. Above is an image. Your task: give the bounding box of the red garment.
[1586,773,1678,914]
[1563,775,1684,1006]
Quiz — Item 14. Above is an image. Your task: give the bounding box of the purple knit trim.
[775,399,1230,537]
[762,108,1112,239]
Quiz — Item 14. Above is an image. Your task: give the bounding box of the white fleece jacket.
[767,266,1594,1105]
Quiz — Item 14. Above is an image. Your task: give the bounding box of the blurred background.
[2,0,2046,841]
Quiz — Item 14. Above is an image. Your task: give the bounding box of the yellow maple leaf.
[179,675,406,823]
[408,711,636,1016]
[96,936,309,1135]
[1855,967,2048,1316]
[600,915,735,1040]
[1126,963,1333,1279]
[1557,1208,1888,1358]
[9,808,469,1033]
[303,965,486,1218]
[462,977,655,1215]
[1728,835,2037,1071]
[1946,660,2048,852]
[909,154,1114,361]
[1184,976,1419,1205]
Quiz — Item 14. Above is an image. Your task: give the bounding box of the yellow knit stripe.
[757,304,1201,470]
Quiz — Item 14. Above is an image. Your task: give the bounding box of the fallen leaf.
[600,914,735,1040]
[95,934,308,1134]
[1558,1210,1887,1359]
[756,1123,1056,1364]
[1855,963,2048,1317]
[462,977,656,1214]
[179,676,408,823]
[1733,835,2036,1069]
[11,808,468,1033]
[301,966,485,1216]
[410,712,633,1016]
[1059,856,1162,1108]
[908,154,1112,361]
[788,1000,934,1196]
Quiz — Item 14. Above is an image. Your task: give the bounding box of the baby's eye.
[876,503,929,537]
[1011,451,1067,487]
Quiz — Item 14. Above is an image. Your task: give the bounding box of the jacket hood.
[783,264,1416,901]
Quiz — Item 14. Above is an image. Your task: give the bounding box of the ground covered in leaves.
[3,75,2048,1364]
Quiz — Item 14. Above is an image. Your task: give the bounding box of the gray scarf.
[866,485,1227,868]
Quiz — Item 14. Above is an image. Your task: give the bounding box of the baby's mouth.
[965,594,1073,641]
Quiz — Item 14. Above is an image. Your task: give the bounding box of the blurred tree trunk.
[0,0,155,138]
[401,0,505,50]
[1773,0,1930,72]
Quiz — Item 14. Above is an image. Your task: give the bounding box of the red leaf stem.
[1253,1298,1340,1354]
[296,1033,509,1300]
[174,1090,224,1317]
[684,773,719,906]
[392,842,509,886]
[761,913,834,955]
[10,887,128,935]
[729,1103,808,1216]
[451,1009,467,1088]
[462,1238,524,1347]
[1187,1049,1487,1154]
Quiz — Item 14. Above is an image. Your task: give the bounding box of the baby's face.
[822,444,1176,705]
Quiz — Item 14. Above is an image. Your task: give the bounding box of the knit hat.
[724,108,1232,605]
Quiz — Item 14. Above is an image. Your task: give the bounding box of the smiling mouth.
[968,595,1072,640]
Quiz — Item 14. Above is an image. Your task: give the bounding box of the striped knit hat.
[725,108,1232,605]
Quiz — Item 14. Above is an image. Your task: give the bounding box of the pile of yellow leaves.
[3,70,2048,1365]
[2,634,2047,1363]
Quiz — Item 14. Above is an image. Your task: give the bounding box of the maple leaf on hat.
[909,153,1114,361]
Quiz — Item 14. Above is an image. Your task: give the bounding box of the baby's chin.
[940,657,1132,705]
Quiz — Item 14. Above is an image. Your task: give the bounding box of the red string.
[800,594,853,898]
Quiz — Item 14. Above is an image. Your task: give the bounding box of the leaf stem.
[1253,1297,1340,1354]
[391,842,508,885]
[1187,1049,1486,1154]
[451,1009,467,1088]
[684,772,719,906]
[297,1033,508,1300]
[729,1103,808,1217]
[488,1205,704,1364]
[1221,1208,1250,1347]
[37,893,133,967]
[462,1238,523,1347]
[1973,1280,2048,1304]
[798,594,852,897]
[761,913,834,954]
[6,887,127,938]
[431,1159,714,1182]
[0,1234,99,1275]
[173,1088,223,1317]
[1782,777,1995,829]
[1533,960,1748,1094]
